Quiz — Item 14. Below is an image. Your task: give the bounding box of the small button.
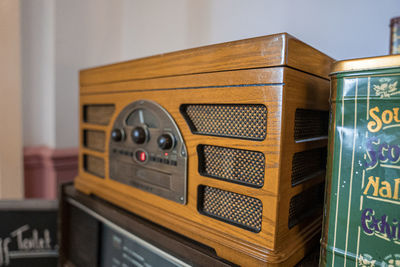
[163,159,169,164]
[157,157,163,163]
[150,156,156,161]
[171,160,177,166]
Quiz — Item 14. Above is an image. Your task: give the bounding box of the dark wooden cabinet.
[59,183,319,266]
[59,183,235,267]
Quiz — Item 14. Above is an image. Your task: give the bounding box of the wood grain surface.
[75,35,334,266]
[80,33,332,87]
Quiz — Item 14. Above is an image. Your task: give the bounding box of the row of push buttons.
[149,156,177,166]
[113,149,133,157]
[112,149,177,166]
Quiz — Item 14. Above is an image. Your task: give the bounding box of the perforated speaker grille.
[288,183,324,228]
[294,109,328,141]
[292,147,327,186]
[83,104,115,125]
[198,145,264,187]
[198,186,263,232]
[181,104,267,140]
[83,130,105,152]
[83,154,105,178]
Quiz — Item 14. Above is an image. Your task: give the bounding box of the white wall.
[21,0,55,147]
[121,0,400,60]
[21,0,400,149]
[54,0,125,148]
[120,0,189,60]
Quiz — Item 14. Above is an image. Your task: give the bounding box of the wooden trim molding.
[24,146,78,199]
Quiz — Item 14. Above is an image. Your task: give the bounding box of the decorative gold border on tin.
[332,55,400,74]
[331,77,346,266]
[343,78,358,266]
[355,76,371,264]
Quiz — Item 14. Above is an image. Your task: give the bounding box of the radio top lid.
[80,33,334,87]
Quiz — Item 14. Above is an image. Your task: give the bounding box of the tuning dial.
[157,133,175,150]
[132,126,148,144]
[111,128,124,142]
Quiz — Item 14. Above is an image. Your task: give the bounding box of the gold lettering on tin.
[379,181,392,198]
[367,106,400,132]
[382,110,394,124]
[363,176,380,196]
[393,178,400,200]
[363,176,400,201]
[393,108,400,123]
[367,107,382,132]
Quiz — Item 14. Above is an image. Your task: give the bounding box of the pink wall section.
[24,146,78,199]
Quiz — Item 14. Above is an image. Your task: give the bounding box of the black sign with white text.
[0,200,58,267]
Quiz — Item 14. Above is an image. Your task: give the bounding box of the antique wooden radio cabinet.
[75,33,334,266]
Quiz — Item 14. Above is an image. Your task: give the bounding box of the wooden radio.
[75,33,334,266]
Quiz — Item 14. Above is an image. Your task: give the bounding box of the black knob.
[157,133,174,150]
[111,128,124,142]
[132,126,147,144]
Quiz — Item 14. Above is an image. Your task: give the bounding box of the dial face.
[126,109,159,128]
[109,100,187,204]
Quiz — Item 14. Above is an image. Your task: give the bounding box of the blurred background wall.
[0,0,23,198]
[15,0,400,198]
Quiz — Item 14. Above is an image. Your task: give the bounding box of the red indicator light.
[135,150,147,162]
[164,152,168,156]
[139,151,146,162]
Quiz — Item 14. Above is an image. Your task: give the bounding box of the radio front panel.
[109,100,187,204]
[78,82,282,252]
[77,72,327,265]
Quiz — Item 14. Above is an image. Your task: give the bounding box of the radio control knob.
[132,126,148,144]
[157,133,175,150]
[111,128,124,142]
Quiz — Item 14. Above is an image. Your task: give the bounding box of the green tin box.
[321,55,400,266]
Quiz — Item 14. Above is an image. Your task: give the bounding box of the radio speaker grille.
[83,154,105,178]
[198,186,263,232]
[291,147,327,186]
[294,109,328,141]
[181,104,267,140]
[83,130,105,152]
[198,145,264,187]
[83,104,115,125]
[288,183,324,228]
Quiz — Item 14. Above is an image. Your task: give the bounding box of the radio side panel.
[276,68,330,255]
